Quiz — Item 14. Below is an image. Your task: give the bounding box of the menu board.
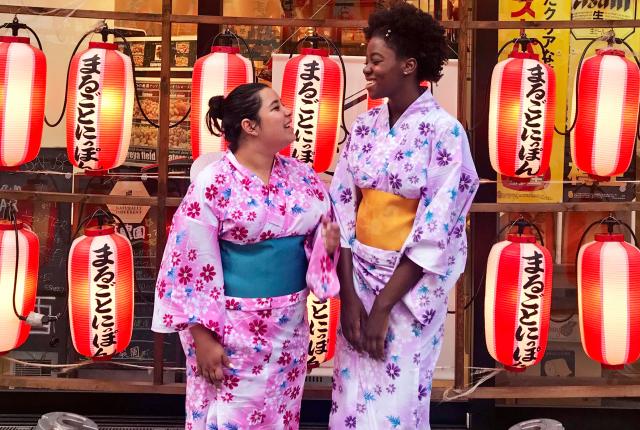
[127,78,192,165]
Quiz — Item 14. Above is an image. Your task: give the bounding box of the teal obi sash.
[219,235,308,298]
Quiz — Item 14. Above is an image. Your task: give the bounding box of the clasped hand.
[341,293,391,361]
[321,215,340,255]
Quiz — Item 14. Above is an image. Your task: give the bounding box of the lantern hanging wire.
[466,31,551,135]
[210,28,257,83]
[447,215,545,315]
[555,30,640,138]
[1,205,59,328]
[289,32,350,144]
[566,213,638,326]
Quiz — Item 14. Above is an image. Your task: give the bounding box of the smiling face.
[251,87,294,152]
[363,36,411,100]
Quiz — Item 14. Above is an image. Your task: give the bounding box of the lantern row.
[1,220,133,359]
[0,32,345,174]
[489,37,639,181]
[3,212,639,371]
[485,222,640,372]
[0,215,340,366]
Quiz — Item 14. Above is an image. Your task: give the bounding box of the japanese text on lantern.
[513,250,545,367]
[516,63,546,176]
[91,243,117,357]
[293,59,321,164]
[75,54,102,169]
[307,298,329,367]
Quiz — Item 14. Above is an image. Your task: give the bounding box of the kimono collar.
[404,88,440,116]
[382,89,440,132]
[225,150,284,182]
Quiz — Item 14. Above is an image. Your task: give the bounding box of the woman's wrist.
[372,294,395,314]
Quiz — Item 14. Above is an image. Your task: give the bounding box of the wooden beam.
[153,0,172,387]
[454,0,469,391]
[4,375,640,400]
[3,190,639,213]
[0,4,161,22]
[0,5,461,29]
[454,276,466,390]
[0,190,182,207]
[468,19,640,30]
[0,376,185,395]
[170,14,461,29]
[467,384,640,399]
[470,202,640,213]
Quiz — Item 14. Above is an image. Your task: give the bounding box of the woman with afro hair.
[329,2,478,428]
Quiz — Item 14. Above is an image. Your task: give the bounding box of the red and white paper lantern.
[191,46,252,159]
[578,233,640,368]
[0,36,46,168]
[489,45,556,180]
[485,234,553,371]
[307,294,340,368]
[280,48,343,173]
[66,42,134,172]
[571,48,640,179]
[68,224,134,359]
[0,221,39,353]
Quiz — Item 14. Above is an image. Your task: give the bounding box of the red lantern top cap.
[88,41,117,50]
[595,48,626,58]
[0,36,30,44]
[594,233,625,242]
[212,46,240,54]
[508,51,540,61]
[84,225,116,237]
[507,234,537,243]
[301,47,330,57]
[0,220,23,230]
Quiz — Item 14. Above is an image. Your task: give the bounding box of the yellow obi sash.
[355,188,419,251]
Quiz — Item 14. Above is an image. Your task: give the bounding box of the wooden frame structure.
[1,0,640,402]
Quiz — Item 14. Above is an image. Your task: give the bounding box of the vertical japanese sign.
[565,0,638,202]
[497,0,570,203]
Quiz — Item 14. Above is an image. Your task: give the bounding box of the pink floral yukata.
[152,152,339,430]
[329,90,478,429]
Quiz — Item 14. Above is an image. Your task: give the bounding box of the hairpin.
[385,28,392,39]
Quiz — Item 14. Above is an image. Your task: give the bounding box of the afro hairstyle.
[364,1,449,83]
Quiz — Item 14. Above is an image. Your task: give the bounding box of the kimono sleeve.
[305,168,340,300]
[151,180,226,339]
[404,121,479,277]
[329,133,358,249]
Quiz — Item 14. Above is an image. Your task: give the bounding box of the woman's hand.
[340,291,369,353]
[190,325,231,388]
[321,215,340,254]
[363,301,391,361]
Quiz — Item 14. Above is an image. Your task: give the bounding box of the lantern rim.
[0,220,23,230]
[0,36,30,44]
[301,47,330,57]
[211,45,240,54]
[595,48,626,58]
[84,224,116,237]
[88,41,118,51]
[506,233,537,243]
[594,233,625,242]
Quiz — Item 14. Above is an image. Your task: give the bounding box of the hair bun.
[208,95,224,120]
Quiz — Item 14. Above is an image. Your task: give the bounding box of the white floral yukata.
[329,90,478,429]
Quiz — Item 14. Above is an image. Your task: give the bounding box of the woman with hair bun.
[329,3,479,428]
[152,82,340,430]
